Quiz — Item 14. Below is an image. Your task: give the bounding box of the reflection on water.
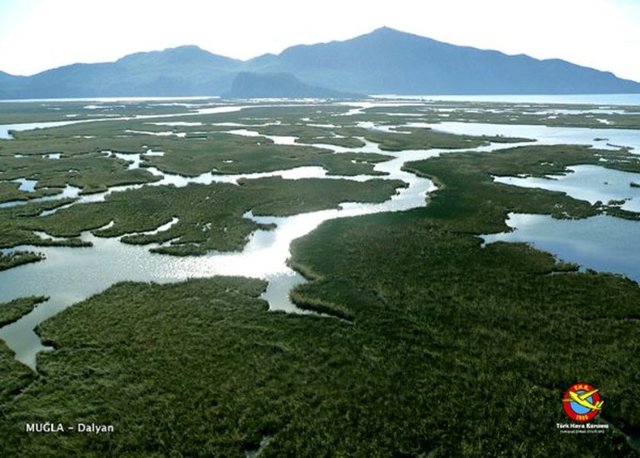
[227,129,298,145]
[425,121,640,152]
[482,213,640,283]
[494,165,640,213]
[0,184,81,210]
[375,93,640,105]
[14,178,37,192]
[0,121,87,139]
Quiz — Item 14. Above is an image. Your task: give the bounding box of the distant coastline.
[2,94,640,106]
[373,93,640,105]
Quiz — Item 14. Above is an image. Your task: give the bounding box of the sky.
[0,0,639,81]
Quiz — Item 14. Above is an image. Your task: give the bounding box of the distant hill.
[246,27,640,95]
[1,27,639,99]
[0,71,25,98]
[223,72,360,99]
[0,46,239,99]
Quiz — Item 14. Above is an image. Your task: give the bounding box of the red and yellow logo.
[562,383,603,422]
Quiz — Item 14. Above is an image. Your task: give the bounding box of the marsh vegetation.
[0,99,639,456]
[0,252,44,272]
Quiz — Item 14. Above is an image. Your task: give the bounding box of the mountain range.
[1,27,639,99]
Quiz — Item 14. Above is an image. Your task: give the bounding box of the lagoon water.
[494,165,640,213]
[1,99,640,370]
[0,120,88,139]
[422,121,640,152]
[482,213,640,282]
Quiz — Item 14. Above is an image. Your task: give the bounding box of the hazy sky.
[1,0,639,81]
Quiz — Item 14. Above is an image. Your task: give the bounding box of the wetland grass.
[0,101,638,456]
[0,296,47,327]
[22,177,403,255]
[0,252,44,272]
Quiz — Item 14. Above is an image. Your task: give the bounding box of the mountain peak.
[168,44,205,52]
[246,27,640,95]
[370,26,401,35]
[117,45,210,61]
[351,26,441,49]
[114,45,240,69]
[366,26,426,40]
[158,45,213,57]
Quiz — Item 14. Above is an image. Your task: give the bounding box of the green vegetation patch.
[404,144,640,231]
[246,123,367,149]
[0,277,361,457]
[288,209,639,456]
[0,251,44,272]
[331,125,530,151]
[0,182,61,205]
[138,133,387,177]
[0,100,195,124]
[0,341,34,406]
[438,107,640,131]
[283,143,640,455]
[357,101,640,130]
[0,233,637,457]
[24,177,403,255]
[0,151,160,196]
[0,296,47,327]
[3,119,390,178]
[0,199,94,250]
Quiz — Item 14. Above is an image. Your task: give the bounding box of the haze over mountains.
[1,27,639,99]
[222,72,362,99]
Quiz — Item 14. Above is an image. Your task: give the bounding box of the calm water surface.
[482,213,640,282]
[494,165,640,213]
[375,93,640,105]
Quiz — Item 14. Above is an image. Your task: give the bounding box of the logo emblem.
[562,383,603,422]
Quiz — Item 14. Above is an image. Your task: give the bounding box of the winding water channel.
[1,104,640,371]
[0,124,449,369]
